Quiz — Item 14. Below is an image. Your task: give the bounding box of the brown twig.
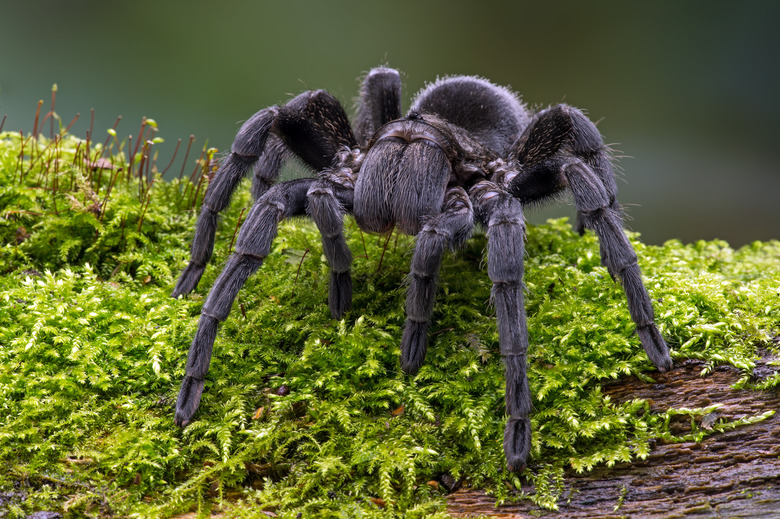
[63,112,80,135]
[136,179,155,232]
[32,99,43,140]
[227,207,247,255]
[161,138,181,177]
[131,117,146,177]
[292,249,311,293]
[100,116,122,158]
[178,135,195,181]
[377,231,393,272]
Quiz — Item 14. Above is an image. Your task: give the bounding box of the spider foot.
[175,314,219,426]
[504,417,531,472]
[400,320,429,375]
[171,263,206,298]
[175,375,205,427]
[637,324,673,372]
[328,271,352,319]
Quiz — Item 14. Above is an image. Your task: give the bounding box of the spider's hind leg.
[508,105,672,372]
[251,134,289,200]
[509,104,619,232]
[354,66,402,147]
[172,108,278,298]
[173,90,357,298]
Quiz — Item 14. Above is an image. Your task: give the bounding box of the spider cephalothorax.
[171,66,672,472]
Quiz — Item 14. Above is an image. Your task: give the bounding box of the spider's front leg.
[470,180,531,472]
[509,105,672,372]
[401,186,473,372]
[308,177,354,318]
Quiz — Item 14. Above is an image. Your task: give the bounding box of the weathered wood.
[447,355,780,518]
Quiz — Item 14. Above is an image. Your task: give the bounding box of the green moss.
[1,127,778,517]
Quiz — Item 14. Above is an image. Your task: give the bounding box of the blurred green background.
[2,0,778,246]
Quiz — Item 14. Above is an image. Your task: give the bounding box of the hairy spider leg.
[172,90,358,298]
[251,134,289,200]
[172,108,278,297]
[175,178,310,426]
[400,186,474,373]
[510,105,672,372]
[270,90,358,319]
[509,104,619,232]
[470,180,532,472]
[173,67,402,300]
[354,67,403,147]
[175,177,354,426]
[307,179,355,318]
[565,162,672,370]
[175,90,361,425]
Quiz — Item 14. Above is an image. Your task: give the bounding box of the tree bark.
[447,354,780,518]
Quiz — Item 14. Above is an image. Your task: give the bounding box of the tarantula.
[171,66,672,472]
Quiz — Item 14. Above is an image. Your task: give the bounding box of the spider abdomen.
[410,75,531,156]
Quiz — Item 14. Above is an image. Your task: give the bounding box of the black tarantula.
[171,66,673,472]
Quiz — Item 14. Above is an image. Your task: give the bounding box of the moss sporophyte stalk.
[1,117,778,517]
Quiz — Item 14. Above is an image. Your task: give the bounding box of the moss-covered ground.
[1,116,778,518]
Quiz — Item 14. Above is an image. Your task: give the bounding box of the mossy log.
[447,355,780,518]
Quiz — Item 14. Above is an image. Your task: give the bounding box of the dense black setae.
[171,66,672,472]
